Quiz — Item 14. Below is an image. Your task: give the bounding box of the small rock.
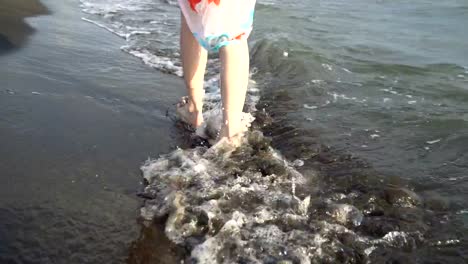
[327,203,363,227]
[384,186,421,207]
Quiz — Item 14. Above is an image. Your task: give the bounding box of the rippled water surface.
[1,0,183,262]
[78,0,468,262]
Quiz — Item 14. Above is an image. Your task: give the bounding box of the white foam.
[321,63,333,71]
[342,67,352,73]
[329,92,367,103]
[81,17,127,38]
[303,104,318,110]
[433,239,460,246]
[138,131,424,261]
[426,138,441,144]
[364,246,377,256]
[80,0,153,14]
[377,231,423,249]
[123,47,183,77]
[126,30,152,40]
[291,159,304,167]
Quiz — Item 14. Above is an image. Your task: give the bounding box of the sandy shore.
[0,0,183,262]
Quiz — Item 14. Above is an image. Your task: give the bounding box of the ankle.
[187,99,202,113]
[219,124,237,139]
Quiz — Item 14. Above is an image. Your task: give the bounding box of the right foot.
[213,114,251,147]
[176,96,204,128]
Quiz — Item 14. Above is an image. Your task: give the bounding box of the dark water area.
[0,0,187,263]
[247,2,468,259]
[0,34,14,55]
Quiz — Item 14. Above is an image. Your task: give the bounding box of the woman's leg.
[219,40,250,140]
[178,14,207,127]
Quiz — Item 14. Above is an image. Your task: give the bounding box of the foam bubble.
[303,104,318,110]
[81,17,127,38]
[321,63,333,71]
[426,138,441,144]
[138,128,428,262]
[122,47,183,76]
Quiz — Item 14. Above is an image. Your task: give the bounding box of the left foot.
[176,96,204,128]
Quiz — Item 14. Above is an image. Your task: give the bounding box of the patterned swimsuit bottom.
[178,0,257,52]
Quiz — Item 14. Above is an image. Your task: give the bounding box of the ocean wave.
[122,46,183,76]
[139,128,430,262]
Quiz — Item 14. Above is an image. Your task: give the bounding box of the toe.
[177,96,189,108]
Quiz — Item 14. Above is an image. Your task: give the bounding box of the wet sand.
[0,0,184,262]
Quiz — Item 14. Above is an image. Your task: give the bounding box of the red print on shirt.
[189,0,221,12]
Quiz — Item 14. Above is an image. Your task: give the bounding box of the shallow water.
[78,0,468,262]
[3,0,466,262]
[0,0,188,262]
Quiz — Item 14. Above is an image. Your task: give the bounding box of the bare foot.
[176,96,204,128]
[211,114,251,147]
[214,127,240,147]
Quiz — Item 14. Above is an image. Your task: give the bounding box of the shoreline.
[1,0,183,262]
